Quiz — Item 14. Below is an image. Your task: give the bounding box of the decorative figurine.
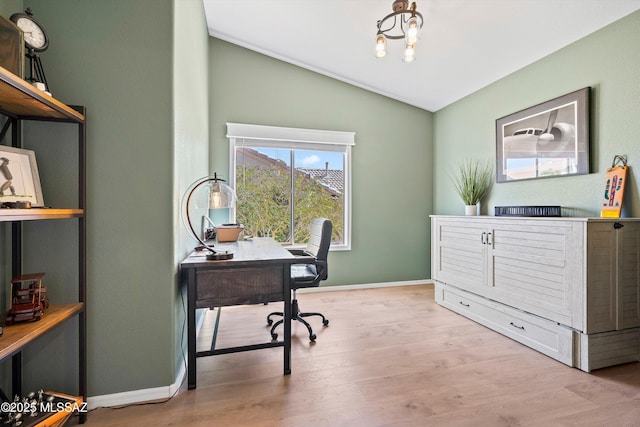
[5,273,48,325]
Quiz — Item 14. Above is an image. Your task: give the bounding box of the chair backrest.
[304,218,332,280]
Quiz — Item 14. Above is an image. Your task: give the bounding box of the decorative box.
[215,224,244,242]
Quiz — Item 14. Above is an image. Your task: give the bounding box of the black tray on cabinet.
[495,206,561,217]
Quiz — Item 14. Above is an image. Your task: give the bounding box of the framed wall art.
[0,146,44,207]
[496,87,590,183]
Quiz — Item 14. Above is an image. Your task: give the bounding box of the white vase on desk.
[465,204,478,216]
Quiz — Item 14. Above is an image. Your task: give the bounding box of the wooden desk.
[180,238,311,389]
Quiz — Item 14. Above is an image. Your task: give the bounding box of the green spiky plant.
[450,159,493,206]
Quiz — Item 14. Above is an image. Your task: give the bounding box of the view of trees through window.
[235,147,344,246]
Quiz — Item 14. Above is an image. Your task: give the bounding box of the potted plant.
[450,159,493,215]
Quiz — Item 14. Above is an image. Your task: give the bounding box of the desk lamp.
[182,173,236,260]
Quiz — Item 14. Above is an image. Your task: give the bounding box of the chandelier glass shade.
[375,0,423,62]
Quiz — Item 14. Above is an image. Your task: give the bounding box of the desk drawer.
[196,265,285,307]
[437,283,574,366]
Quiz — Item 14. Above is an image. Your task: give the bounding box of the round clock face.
[11,13,49,52]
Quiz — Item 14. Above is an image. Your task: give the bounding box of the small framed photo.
[0,146,44,207]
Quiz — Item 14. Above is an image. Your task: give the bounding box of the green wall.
[19,0,178,397]
[209,38,434,286]
[433,10,640,218]
[172,0,210,381]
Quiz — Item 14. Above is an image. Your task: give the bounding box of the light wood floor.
[81,284,640,426]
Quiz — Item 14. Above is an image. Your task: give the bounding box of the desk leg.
[284,265,291,375]
[186,268,197,389]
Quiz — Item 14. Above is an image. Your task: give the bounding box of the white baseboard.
[299,279,432,293]
[86,279,432,409]
[87,363,185,410]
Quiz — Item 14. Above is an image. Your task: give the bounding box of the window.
[227,123,355,250]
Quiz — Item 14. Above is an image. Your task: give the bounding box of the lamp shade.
[181,174,237,259]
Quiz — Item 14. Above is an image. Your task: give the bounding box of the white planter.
[465,204,478,216]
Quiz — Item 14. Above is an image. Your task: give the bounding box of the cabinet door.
[586,222,618,333]
[618,221,640,329]
[586,221,640,332]
[488,219,583,329]
[432,217,488,293]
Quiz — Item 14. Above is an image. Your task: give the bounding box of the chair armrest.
[314,259,328,280]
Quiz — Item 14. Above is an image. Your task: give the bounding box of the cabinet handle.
[487,232,493,245]
[481,232,486,244]
[459,301,470,307]
[614,222,624,229]
[509,322,525,330]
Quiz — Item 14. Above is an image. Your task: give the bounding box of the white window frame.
[227,122,355,251]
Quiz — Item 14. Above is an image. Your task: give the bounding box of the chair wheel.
[309,334,316,341]
[271,333,278,340]
[323,319,329,326]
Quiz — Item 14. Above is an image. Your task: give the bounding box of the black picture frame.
[496,87,590,183]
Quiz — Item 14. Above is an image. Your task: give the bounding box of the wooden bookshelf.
[0,64,87,422]
[0,208,83,221]
[0,66,84,122]
[0,303,84,360]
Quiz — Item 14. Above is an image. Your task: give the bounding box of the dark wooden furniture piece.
[267,218,332,342]
[0,66,86,422]
[5,273,49,325]
[181,237,312,390]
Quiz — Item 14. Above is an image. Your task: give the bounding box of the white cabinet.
[431,215,640,372]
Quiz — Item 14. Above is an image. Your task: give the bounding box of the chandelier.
[375,0,424,62]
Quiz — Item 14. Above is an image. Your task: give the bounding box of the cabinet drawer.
[195,265,285,307]
[436,282,574,366]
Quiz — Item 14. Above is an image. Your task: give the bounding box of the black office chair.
[268,218,332,342]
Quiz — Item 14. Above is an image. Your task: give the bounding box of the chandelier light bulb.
[402,44,416,62]
[375,33,387,58]
[405,16,419,45]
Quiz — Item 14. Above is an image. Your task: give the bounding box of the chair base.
[267,297,328,342]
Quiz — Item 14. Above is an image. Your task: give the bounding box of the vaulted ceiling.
[203,0,640,112]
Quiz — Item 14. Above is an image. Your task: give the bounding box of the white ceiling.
[203,0,640,112]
